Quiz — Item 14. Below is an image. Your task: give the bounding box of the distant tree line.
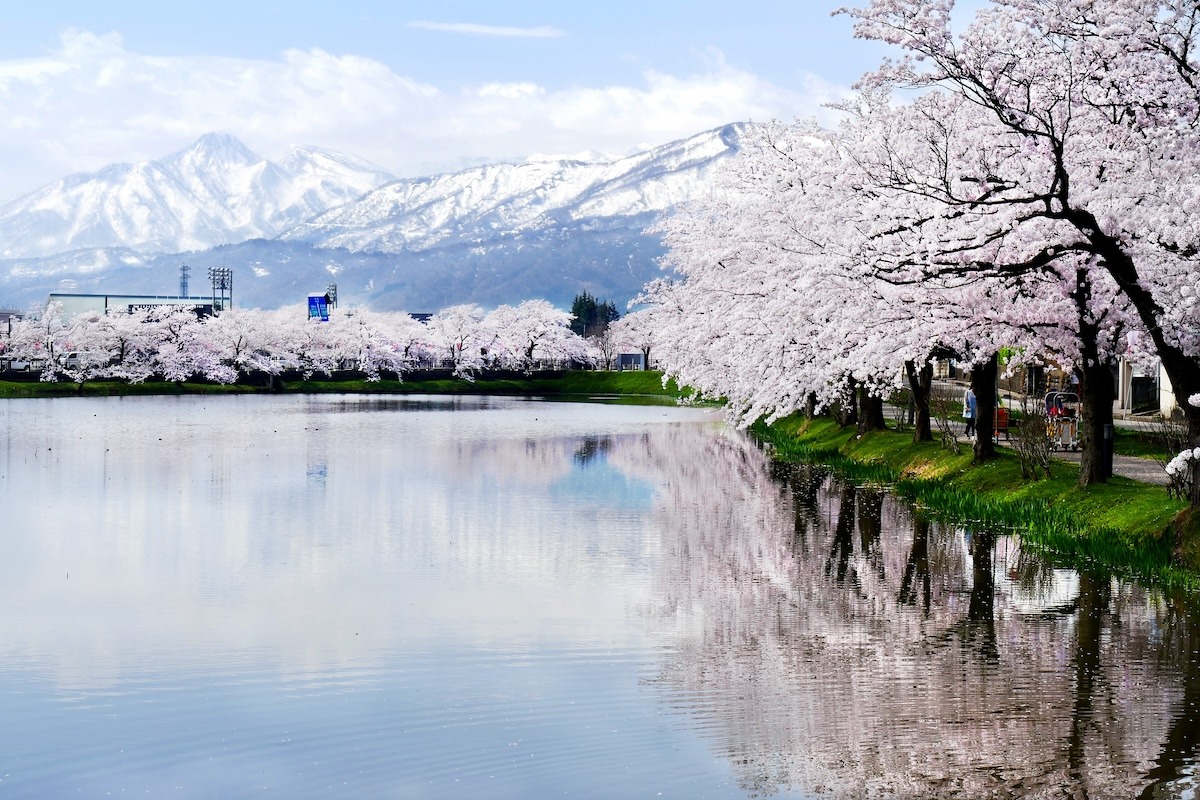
[0,295,661,385]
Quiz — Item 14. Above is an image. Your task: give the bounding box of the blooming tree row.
[645,0,1200,503]
[0,299,602,384]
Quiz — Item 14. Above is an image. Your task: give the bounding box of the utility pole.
[180,264,190,298]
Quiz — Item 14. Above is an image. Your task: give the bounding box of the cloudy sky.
[0,1,985,199]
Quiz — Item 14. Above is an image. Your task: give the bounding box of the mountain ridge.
[0,124,747,311]
[0,133,397,258]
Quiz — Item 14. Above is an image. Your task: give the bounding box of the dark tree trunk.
[1077,361,1115,486]
[972,353,999,462]
[835,377,858,428]
[788,464,825,555]
[856,386,886,434]
[1069,264,1116,486]
[904,358,933,443]
[804,392,817,419]
[1078,216,1200,507]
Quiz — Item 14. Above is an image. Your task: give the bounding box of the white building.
[47,292,216,319]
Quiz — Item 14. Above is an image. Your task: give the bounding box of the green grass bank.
[0,370,684,402]
[755,415,1193,588]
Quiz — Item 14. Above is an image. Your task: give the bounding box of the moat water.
[0,394,1195,798]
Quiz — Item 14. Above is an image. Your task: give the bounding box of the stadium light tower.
[208,267,233,312]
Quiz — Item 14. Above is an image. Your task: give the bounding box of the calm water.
[0,395,1196,799]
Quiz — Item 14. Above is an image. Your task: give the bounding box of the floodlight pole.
[208,267,233,312]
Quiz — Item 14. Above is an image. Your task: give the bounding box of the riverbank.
[756,414,1194,587]
[0,370,685,402]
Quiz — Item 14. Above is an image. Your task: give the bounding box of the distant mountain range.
[0,125,745,312]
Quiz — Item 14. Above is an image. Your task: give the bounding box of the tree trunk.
[973,352,999,462]
[1081,217,1200,506]
[1077,361,1115,486]
[905,358,933,443]
[835,377,858,428]
[1191,418,1200,510]
[857,386,886,434]
[1069,264,1115,486]
[804,392,817,419]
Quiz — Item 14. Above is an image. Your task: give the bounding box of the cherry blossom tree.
[647,120,1005,440]
[202,307,286,383]
[140,306,223,383]
[6,301,65,379]
[276,303,341,378]
[52,310,121,388]
[839,0,1200,496]
[389,311,435,368]
[647,90,1143,477]
[829,88,1146,471]
[424,304,488,375]
[101,308,159,383]
[330,308,415,380]
[484,300,592,371]
[609,306,660,370]
[4,298,604,385]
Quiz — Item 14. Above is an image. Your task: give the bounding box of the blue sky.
[0,1,986,198]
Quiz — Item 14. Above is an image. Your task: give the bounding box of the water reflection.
[319,395,501,414]
[0,396,743,798]
[2,395,1199,798]
[627,431,1200,799]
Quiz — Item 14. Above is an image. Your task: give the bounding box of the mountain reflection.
[617,429,1200,799]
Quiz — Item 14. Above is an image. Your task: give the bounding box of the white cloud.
[0,29,842,199]
[406,21,564,38]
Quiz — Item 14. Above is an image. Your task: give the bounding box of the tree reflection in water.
[614,428,1200,799]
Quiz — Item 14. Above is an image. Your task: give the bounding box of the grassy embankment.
[755,414,1194,587]
[0,370,685,402]
[284,370,685,403]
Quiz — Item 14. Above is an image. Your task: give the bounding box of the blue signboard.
[308,294,329,322]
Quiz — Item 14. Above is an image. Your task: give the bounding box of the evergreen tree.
[569,292,620,337]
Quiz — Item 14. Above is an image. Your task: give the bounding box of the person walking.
[963,385,977,437]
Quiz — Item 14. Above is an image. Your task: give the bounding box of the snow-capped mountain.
[0,133,395,258]
[283,124,743,254]
[0,124,746,311]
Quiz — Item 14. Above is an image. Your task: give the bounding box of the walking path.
[1051,448,1169,485]
[914,379,1175,485]
[974,426,1169,485]
[954,401,1170,485]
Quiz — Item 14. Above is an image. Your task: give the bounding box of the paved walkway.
[956,427,1170,486]
[931,379,1173,486]
[1051,449,1169,485]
